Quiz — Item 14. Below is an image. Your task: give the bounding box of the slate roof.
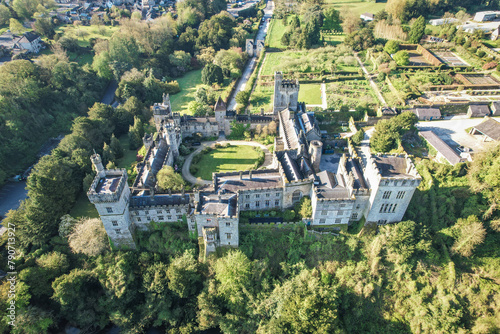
[214,97,226,112]
[419,131,464,165]
[491,101,500,116]
[315,171,351,199]
[215,170,282,194]
[19,32,40,43]
[279,108,300,150]
[413,108,441,119]
[472,117,500,141]
[130,194,190,208]
[373,155,414,177]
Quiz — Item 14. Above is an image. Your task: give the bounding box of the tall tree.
[408,15,425,44]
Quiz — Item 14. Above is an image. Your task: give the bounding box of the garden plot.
[461,74,500,85]
[408,52,434,66]
[326,80,378,110]
[433,51,470,67]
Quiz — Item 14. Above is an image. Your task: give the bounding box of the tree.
[68,218,110,256]
[12,306,54,334]
[110,134,124,159]
[202,63,224,85]
[345,27,375,51]
[384,40,400,54]
[167,250,202,299]
[52,269,108,330]
[450,216,486,257]
[351,128,365,145]
[236,90,250,106]
[0,5,11,26]
[102,142,115,165]
[341,12,361,35]
[9,18,26,35]
[12,0,39,19]
[408,15,425,44]
[257,268,339,333]
[468,144,500,217]
[295,196,312,218]
[157,166,185,192]
[393,50,409,66]
[322,7,341,31]
[34,17,55,38]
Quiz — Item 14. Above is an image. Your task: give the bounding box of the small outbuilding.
[468,104,491,118]
[419,130,465,165]
[490,101,500,116]
[360,13,374,21]
[412,107,441,121]
[469,117,500,142]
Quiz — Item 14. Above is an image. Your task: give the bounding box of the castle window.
[106,207,113,213]
[157,210,162,214]
[168,215,172,220]
[256,194,260,198]
[319,219,326,224]
[351,213,358,219]
[335,218,342,224]
[356,204,361,209]
[158,216,164,221]
[322,210,328,216]
[396,191,406,199]
[177,215,182,219]
[256,201,260,208]
[276,192,280,197]
[392,204,398,213]
[112,221,118,227]
[226,222,231,227]
[245,203,250,209]
[207,219,212,222]
[137,217,141,222]
[226,233,232,239]
[383,191,392,199]
[292,190,302,204]
[388,204,393,213]
[402,180,407,186]
[135,211,139,215]
[380,204,388,213]
[166,209,170,214]
[115,229,121,234]
[266,193,270,197]
[265,200,270,207]
[145,210,149,214]
[340,204,346,207]
[246,195,250,199]
[275,200,280,206]
[384,180,389,185]
[147,216,151,221]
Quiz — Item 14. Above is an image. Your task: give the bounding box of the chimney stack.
[239,171,243,180]
[249,170,252,180]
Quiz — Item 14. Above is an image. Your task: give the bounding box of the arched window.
[292,190,302,204]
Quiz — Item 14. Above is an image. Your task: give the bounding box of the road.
[226,1,274,110]
[0,80,119,223]
[354,53,387,107]
[182,140,273,185]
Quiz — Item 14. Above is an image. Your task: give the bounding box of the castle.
[88,72,421,252]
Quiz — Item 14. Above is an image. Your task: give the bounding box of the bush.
[477,49,486,58]
[393,50,410,66]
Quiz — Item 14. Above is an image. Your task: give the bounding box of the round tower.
[309,140,323,172]
[91,153,106,178]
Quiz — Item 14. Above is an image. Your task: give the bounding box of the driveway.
[182,140,273,185]
[416,117,500,152]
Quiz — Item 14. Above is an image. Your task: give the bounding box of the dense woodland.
[1,0,500,332]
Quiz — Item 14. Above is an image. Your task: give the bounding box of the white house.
[360,12,374,21]
[15,32,42,53]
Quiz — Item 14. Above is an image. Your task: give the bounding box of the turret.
[91,153,106,178]
[309,140,323,173]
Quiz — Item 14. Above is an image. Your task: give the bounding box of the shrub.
[477,49,486,58]
[393,50,410,66]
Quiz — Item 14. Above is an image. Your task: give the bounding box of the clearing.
[299,84,322,105]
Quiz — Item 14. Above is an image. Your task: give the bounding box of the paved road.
[182,140,274,185]
[354,53,387,106]
[226,1,274,110]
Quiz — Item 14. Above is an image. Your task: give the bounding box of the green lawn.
[249,83,274,113]
[70,191,99,219]
[322,33,345,46]
[54,24,119,47]
[191,145,263,180]
[299,84,322,105]
[116,134,139,169]
[266,18,287,49]
[324,0,386,16]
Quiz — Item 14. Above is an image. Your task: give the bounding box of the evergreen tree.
[408,16,426,44]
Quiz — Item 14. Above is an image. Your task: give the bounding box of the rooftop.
[130,194,190,208]
[419,131,464,165]
[95,175,121,194]
[215,170,283,194]
[469,104,491,116]
[315,170,351,199]
[373,155,415,178]
[199,193,237,216]
[472,118,500,141]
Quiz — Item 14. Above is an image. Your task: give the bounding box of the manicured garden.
[326,79,378,109]
[54,24,119,47]
[298,83,322,105]
[190,144,265,180]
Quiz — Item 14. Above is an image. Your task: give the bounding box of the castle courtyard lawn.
[299,84,322,105]
[191,145,263,180]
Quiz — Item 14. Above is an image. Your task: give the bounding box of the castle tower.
[162,93,171,110]
[214,96,227,133]
[87,155,136,249]
[309,140,323,172]
[273,71,300,115]
[91,152,105,178]
[152,94,172,131]
[165,123,180,158]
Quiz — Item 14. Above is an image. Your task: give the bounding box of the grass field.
[54,24,119,47]
[322,33,345,46]
[249,83,274,113]
[266,18,287,49]
[70,191,99,219]
[299,84,322,104]
[324,0,386,16]
[191,145,263,180]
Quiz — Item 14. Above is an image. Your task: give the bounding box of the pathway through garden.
[354,52,387,106]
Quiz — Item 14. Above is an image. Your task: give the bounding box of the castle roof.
[215,170,282,193]
[315,170,351,199]
[373,155,416,178]
[199,193,237,216]
[214,97,226,112]
[279,108,300,150]
[130,194,190,208]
